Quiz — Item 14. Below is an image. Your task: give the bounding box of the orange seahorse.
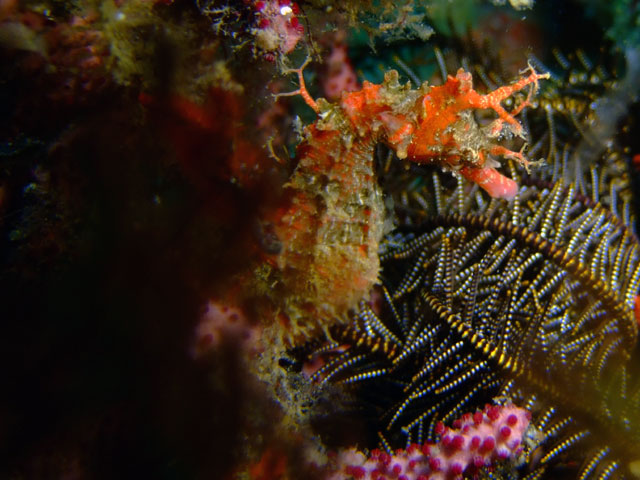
[269,59,548,344]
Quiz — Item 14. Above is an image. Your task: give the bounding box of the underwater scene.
[2,0,640,478]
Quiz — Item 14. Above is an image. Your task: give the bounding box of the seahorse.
[268,58,548,344]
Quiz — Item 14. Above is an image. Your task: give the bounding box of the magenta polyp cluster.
[327,403,531,480]
[250,0,304,60]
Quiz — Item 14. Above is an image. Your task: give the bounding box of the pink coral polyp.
[252,0,304,56]
[326,403,531,480]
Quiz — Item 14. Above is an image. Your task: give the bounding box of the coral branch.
[275,56,319,112]
[325,403,531,480]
